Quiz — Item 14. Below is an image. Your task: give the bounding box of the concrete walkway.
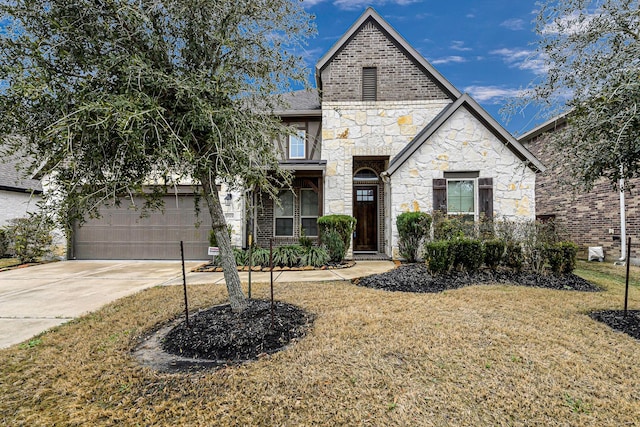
[0,260,395,349]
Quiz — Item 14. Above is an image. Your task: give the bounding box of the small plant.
[300,246,330,267]
[396,211,432,262]
[318,214,356,262]
[0,228,7,257]
[450,238,483,272]
[233,247,248,266]
[323,229,346,263]
[5,214,54,263]
[298,229,313,249]
[559,241,578,274]
[564,393,591,414]
[546,241,578,274]
[483,239,505,270]
[251,247,270,267]
[503,241,523,272]
[272,245,303,267]
[19,338,42,349]
[424,240,453,274]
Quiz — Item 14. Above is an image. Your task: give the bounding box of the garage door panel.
[73,195,214,260]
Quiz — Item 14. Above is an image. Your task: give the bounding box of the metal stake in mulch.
[270,238,275,329]
[248,233,253,299]
[180,240,190,328]
[624,236,631,317]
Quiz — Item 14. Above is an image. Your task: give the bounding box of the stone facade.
[523,131,639,260]
[320,21,450,103]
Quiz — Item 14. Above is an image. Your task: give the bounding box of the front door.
[353,186,378,252]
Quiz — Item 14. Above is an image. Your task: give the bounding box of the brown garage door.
[72,195,213,260]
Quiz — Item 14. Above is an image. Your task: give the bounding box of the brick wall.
[320,20,450,103]
[525,133,640,260]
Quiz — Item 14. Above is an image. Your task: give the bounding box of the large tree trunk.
[199,172,247,313]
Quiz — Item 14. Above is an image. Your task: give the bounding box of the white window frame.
[274,190,295,237]
[446,178,478,219]
[300,189,319,237]
[288,129,306,160]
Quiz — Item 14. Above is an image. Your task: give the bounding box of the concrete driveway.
[0,260,202,349]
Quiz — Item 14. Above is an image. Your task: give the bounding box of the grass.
[0,257,21,269]
[1,261,639,425]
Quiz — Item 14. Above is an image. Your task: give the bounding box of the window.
[288,129,306,159]
[447,180,475,215]
[362,67,377,101]
[300,189,319,236]
[275,190,294,236]
[356,188,375,202]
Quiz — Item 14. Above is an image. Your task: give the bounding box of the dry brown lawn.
[1,262,639,426]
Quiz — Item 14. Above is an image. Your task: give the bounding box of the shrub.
[396,211,432,262]
[5,214,54,263]
[251,247,270,267]
[432,212,475,240]
[483,239,505,270]
[208,225,233,247]
[298,229,313,249]
[546,241,578,274]
[323,229,346,263]
[317,215,356,262]
[233,248,248,266]
[450,238,483,272]
[300,246,330,267]
[503,242,523,272]
[0,228,7,257]
[272,245,303,267]
[424,240,453,274]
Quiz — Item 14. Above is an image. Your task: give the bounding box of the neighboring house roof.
[0,152,43,194]
[386,93,546,175]
[518,111,570,142]
[315,7,461,100]
[274,90,321,118]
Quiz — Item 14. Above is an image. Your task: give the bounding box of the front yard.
[0,261,638,425]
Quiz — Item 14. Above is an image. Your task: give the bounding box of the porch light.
[225,193,232,206]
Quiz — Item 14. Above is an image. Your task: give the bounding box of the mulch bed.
[160,299,314,370]
[193,260,355,272]
[589,310,640,341]
[353,263,601,293]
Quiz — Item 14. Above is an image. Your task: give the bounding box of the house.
[68,8,543,260]
[253,8,543,259]
[0,153,42,226]
[519,113,639,261]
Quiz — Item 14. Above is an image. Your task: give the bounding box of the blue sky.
[300,0,547,136]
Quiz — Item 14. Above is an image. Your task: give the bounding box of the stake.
[180,241,190,328]
[248,234,253,299]
[270,238,274,329]
[624,236,631,317]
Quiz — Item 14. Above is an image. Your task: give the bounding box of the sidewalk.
[165,260,396,285]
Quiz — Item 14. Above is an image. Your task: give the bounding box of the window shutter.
[478,178,493,220]
[362,67,377,101]
[433,179,447,212]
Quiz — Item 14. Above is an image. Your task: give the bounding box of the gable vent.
[362,67,377,101]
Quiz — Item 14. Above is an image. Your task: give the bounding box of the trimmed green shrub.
[323,229,346,263]
[546,241,578,274]
[450,238,483,272]
[396,211,432,262]
[4,214,54,263]
[424,240,453,274]
[272,245,303,267]
[300,246,330,267]
[503,242,524,272]
[251,247,270,267]
[483,239,505,270]
[0,228,7,257]
[318,214,356,262]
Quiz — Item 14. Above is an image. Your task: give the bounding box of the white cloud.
[541,10,597,35]
[430,55,467,65]
[500,18,525,31]
[490,48,548,75]
[464,85,525,103]
[304,0,421,10]
[450,40,472,52]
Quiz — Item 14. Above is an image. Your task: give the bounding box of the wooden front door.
[353,186,378,251]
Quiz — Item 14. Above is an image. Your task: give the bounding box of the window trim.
[288,129,306,160]
[300,188,319,237]
[274,190,295,237]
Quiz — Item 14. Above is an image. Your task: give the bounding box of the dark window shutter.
[362,67,377,101]
[433,179,447,212]
[478,178,493,220]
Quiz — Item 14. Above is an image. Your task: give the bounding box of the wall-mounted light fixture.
[224,193,233,206]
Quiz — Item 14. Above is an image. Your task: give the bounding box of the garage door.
[72,195,213,260]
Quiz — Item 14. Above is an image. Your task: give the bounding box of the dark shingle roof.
[0,152,43,193]
[275,90,321,117]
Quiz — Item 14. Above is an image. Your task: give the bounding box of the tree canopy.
[0,0,315,311]
[513,0,639,189]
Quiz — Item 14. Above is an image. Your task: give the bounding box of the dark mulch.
[589,310,640,341]
[354,263,602,293]
[162,299,314,365]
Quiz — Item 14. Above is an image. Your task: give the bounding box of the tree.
[0,0,315,312]
[510,0,639,189]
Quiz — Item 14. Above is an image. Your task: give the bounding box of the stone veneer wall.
[320,20,450,103]
[322,100,451,257]
[390,107,537,259]
[524,133,639,260]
